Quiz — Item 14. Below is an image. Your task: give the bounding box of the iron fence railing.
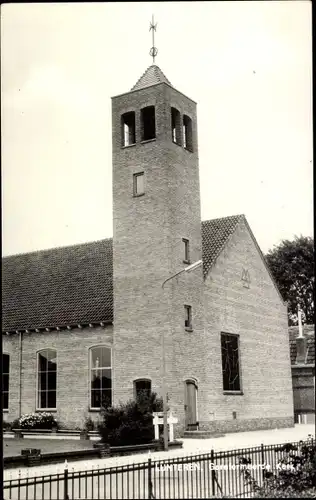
[3,438,314,499]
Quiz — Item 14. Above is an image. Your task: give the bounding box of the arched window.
[37,349,57,409]
[3,354,10,410]
[134,378,152,400]
[90,346,112,410]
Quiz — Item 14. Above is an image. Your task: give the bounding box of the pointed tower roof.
[131,64,173,92]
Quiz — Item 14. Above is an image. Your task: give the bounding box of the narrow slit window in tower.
[184,305,192,330]
[121,112,136,147]
[141,106,156,141]
[183,115,193,152]
[183,238,190,264]
[171,107,181,145]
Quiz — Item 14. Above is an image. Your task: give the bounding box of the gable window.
[221,333,241,392]
[171,107,181,145]
[141,106,156,141]
[183,238,190,264]
[121,112,136,147]
[37,349,57,409]
[183,115,193,152]
[90,346,112,410]
[134,379,152,400]
[184,305,192,330]
[3,354,10,410]
[133,172,145,196]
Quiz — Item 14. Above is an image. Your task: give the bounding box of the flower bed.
[16,412,58,430]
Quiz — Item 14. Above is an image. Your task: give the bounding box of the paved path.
[4,423,314,481]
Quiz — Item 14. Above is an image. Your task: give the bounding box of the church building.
[2,59,294,436]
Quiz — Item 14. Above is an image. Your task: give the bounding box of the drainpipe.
[19,331,22,417]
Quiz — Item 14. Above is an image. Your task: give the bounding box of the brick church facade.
[2,64,294,435]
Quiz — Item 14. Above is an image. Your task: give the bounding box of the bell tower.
[111,24,203,428]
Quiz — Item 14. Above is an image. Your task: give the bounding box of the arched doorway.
[184,379,198,430]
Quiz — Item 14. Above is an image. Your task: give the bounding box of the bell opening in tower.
[121,111,136,147]
[183,115,193,152]
[141,106,156,141]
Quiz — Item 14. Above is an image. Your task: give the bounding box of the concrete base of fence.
[99,444,110,458]
[21,448,41,467]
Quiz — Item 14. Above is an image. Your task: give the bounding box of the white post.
[298,306,303,338]
[153,415,160,440]
[167,413,178,443]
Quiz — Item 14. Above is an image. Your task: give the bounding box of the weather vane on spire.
[149,15,158,64]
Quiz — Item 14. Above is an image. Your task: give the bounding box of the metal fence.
[3,438,314,499]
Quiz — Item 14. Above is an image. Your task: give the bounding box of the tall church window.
[133,172,145,196]
[134,379,152,400]
[184,305,192,330]
[221,333,241,392]
[121,112,136,147]
[90,346,112,410]
[37,349,57,409]
[171,107,181,145]
[3,354,10,410]
[183,115,193,152]
[141,106,156,141]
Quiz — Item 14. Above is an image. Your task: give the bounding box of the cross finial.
[149,15,158,64]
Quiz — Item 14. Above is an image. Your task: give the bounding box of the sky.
[1,1,313,257]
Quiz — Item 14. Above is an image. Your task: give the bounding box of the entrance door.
[185,380,197,430]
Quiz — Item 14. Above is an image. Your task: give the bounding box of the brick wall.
[2,325,113,428]
[198,219,294,433]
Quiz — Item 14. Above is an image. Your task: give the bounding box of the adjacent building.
[289,324,315,424]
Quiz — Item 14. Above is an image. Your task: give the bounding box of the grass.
[3,438,94,458]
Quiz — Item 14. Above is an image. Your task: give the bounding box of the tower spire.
[149,15,158,64]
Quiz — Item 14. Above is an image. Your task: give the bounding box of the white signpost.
[153,411,178,442]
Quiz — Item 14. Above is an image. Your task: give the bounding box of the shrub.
[3,421,12,431]
[84,416,95,432]
[239,436,316,498]
[98,391,164,446]
[15,412,58,430]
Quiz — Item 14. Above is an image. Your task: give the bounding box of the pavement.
[3,423,315,481]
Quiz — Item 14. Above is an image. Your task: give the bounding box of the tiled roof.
[2,239,113,332]
[289,325,315,365]
[201,215,244,278]
[131,65,172,91]
[2,215,244,332]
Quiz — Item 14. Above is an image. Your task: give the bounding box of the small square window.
[183,238,190,263]
[133,172,144,196]
[184,305,192,330]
